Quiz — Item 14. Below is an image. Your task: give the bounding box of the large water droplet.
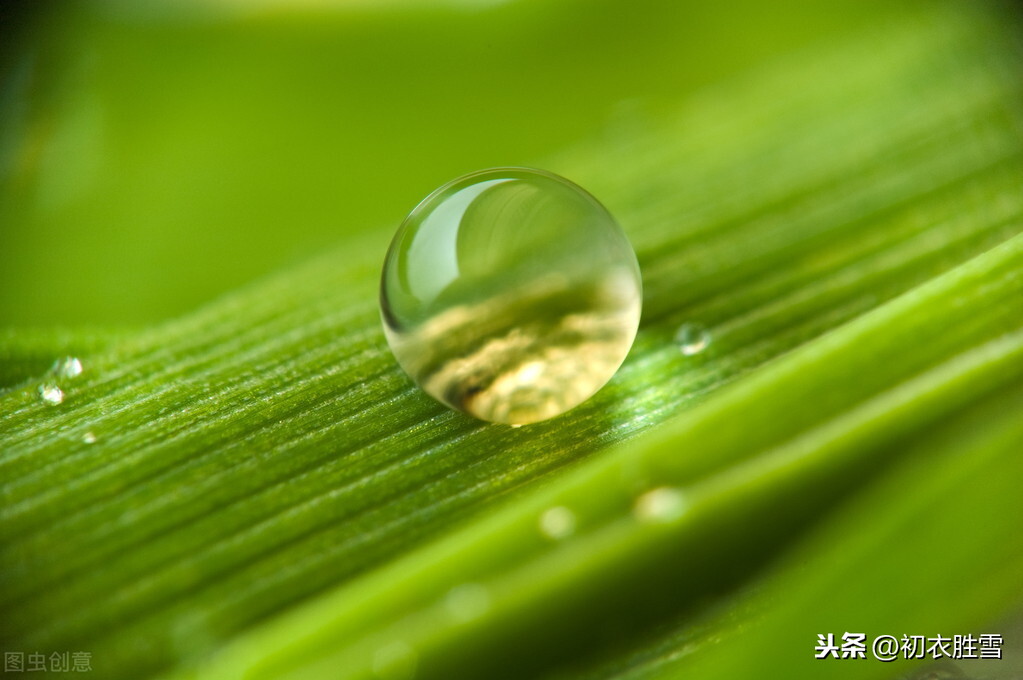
[38,383,64,405]
[53,356,83,379]
[633,487,688,523]
[674,323,710,356]
[538,506,577,540]
[380,167,642,425]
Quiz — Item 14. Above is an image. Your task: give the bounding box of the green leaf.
[2,4,1022,680]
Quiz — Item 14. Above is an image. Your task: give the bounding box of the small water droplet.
[53,356,83,379]
[38,383,64,405]
[372,641,417,680]
[170,611,217,658]
[538,506,577,540]
[82,431,97,444]
[443,582,491,623]
[674,323,710,356]
[633,487,688,523]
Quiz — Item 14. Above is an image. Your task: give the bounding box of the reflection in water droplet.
[372,641,417,680]
[674,323,710,356]
[380,168,642,425]
[82,431,97,444]
[444,582,492,623]
[633,487,688,523]
[53,356,83,379]
[38,383,64,405]
[539,506,577,540]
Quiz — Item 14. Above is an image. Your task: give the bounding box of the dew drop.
[38,383,64,405]
[53,356,83,379]
[372,641,417,680]
[82,431,97,444]
[443,582,491,623]
[633,487,688,523]
[674,323,710,356]
[380,167,642,425]
[538,506,577,540]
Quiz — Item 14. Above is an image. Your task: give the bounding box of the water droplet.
[53,356,83,379]
[633,487,688,523]
[38,383,64,405]
[380,167,642,425]
[82,431,97,444]
[372,641,417,680]
[674,323,710,356]
[538,506,577,540]
[443,582,491,623]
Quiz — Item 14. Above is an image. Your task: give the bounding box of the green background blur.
[1,0,895,328]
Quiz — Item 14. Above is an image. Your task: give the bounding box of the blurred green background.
[1,0,894,327]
